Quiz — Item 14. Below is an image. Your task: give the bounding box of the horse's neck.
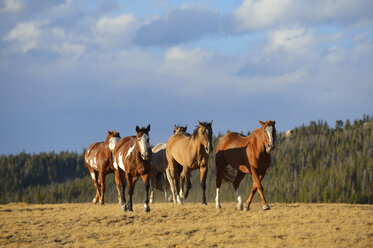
[250,130,266,152]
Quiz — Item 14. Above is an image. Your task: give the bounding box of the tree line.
[0,115,371,204]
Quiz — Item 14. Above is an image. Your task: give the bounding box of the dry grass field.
[0,202,372,247]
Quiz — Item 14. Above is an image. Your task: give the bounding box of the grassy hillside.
[0,115,372,204]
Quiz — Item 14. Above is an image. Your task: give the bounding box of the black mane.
[192,122,211,139]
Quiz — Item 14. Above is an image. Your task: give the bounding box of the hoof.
[127,209,133,213]
[243,207,249,212]
[237,204,243,211]
[216,204,221,209]
[202,202,208,206]
[92,198,98,204]
[149,199,154,204]
[121,204,127,212]
[262,204,270,210]
[144,204,150,212]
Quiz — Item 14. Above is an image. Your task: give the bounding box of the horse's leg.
[98,172,105,205]
[179,167,191,199]
[167,161,182,204]
[114,170,126,211]
[233,171,246,210]
[149,168,157,204]
[200,166,208,206]
[244,184,257,211]
[90,170,100,204]
[250,168,270,210]
[141,174,151,212]
[215,152,226,209]
[125,173,134,212]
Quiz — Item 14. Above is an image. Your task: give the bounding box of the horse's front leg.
[141,174,151,212]
[125,173,134,212]
[249,168,269,210]
[179,168,191,199]
[200,166,208,206]
[149,169,156,204]
[167,163,182,204]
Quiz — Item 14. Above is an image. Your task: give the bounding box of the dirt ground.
[0,202,372,247]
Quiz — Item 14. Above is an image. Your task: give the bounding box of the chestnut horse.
[84,130,120,205]
[215,120,276,211]
[113,125,152,212]
[166,121,213,205]
[149,125,188,203]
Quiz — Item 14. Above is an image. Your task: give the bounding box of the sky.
[0,0,372,155]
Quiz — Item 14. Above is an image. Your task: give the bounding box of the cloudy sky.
[1,0,372,155]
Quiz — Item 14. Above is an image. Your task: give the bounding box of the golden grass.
[0,202,372,247]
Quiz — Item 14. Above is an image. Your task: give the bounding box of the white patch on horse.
[215,188,221,208]
[90,158,97,169]
[236,189,243,210]
[126,144,135,159]
[118,153,126,172]
[265,126,274,153]
[90,172,96,181]
[113,157,118,170]
[138,134,150,157]
[109,137,120,151]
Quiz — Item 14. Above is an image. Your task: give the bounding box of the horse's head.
[135,125,151,160]
[174,124,188,134]
[259,120,276,153]
[106,130,121,151]
[196,120,213,154]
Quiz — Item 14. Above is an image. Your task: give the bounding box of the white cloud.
[0,0,25,13]
[264,27,315,56]
[4,21,42,53]
[95,14,137,48]
[233,0,373,32]
[164,46,212,64]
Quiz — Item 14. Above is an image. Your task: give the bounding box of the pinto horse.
[113,125,152,212]
[149,125,188,203]
[215,120,276,211]
[84,130,120,205]
[166,121,213,205]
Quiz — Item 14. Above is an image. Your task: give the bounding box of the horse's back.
[166,134,190,163]
[151,143,167,172]
[114,136,135,154]
[217,132,249,151]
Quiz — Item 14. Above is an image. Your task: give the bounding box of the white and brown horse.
[149,125,188,203]
[166,121,213,205]
[215,120,276,211]
[85,130,120,205]
[113,125,152,212]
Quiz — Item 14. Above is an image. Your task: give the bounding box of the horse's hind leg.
[114,170,126,211]
[233,171,246,210]
[89,171,100,204]
[98,172,106,205]
[166,160,182,205]
[149,169,157,204]
[250,169,270,210]
[179,168,191,200]
[215,151,227,209]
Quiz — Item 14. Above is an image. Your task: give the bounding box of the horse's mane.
[191,122,210,139]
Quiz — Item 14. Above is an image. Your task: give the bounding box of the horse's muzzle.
[141,153,150,160]
[266,144,275,153]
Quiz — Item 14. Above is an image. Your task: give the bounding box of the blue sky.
[1,0,372,155]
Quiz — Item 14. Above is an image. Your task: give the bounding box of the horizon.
[1,0,372,155]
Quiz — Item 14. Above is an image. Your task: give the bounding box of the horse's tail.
[222,165,236,183]
[154,171,168,191]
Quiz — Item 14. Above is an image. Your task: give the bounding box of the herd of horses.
[84,120,277,212]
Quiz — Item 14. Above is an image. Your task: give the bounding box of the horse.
[84,130,120,205]
[215,120,276,211]
[149,125,188,204]
[166,121,213,205]
[113,125,152,212]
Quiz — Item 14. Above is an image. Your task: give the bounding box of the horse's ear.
[210,120,213,125]
[198,120,201,126]
[272,120,276,126]
[146,124,151,132]
[108,130,112,135]
[185,125,187,130]
[259,120,265,126]
[136,126,140,133]
[174,125,177,131]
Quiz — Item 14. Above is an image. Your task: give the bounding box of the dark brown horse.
[113,125,152,212]
[166,121,213,205]
[215,120,276,211]
[85,130,120,205]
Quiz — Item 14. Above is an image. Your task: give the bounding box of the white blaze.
[265,126,274,153]
[138,134,150,157]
